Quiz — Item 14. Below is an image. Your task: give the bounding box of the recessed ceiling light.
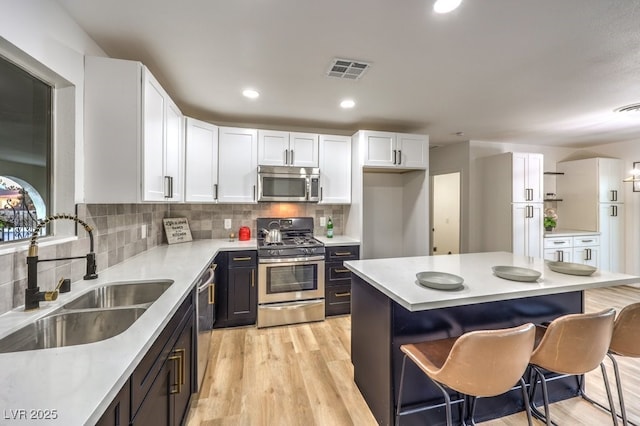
[340,99,356,109]
[433,0,462,14]
[242,89,259,99]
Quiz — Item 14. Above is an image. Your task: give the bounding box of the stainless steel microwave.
[257,166,320,202]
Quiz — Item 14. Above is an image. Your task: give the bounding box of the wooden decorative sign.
[163,217,193,244]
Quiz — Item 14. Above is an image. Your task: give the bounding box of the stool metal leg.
[578,361,619,426]
[529,366,556,426]
[608,353,630,426]
[430,380,453,426]
[519,377,534,426]
[396,354,408,425]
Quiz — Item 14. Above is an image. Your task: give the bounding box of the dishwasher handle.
[197,264,216,292]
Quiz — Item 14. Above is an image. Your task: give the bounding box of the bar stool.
[396,323,535,426]
[583,302,640,426]
[528,308,617,426]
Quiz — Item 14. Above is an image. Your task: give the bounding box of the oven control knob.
[269,249,280,256]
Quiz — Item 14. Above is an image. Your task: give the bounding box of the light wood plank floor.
[187,285,640,425]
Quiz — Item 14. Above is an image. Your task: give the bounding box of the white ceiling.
[56,0,640,148]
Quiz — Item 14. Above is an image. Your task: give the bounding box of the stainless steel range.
[256,217,325,328]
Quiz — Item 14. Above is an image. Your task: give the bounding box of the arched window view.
[0,176,46,241]
[0,55,52,242]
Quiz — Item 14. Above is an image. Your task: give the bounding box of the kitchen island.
[344,251,639,426]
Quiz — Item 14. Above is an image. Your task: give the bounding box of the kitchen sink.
[62,280,174,310]
[0,308,147,353]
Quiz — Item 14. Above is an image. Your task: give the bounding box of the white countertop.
[0,239,254,425]
[544,229,601,237]
[345,252,639,312]
[316,235,360,246]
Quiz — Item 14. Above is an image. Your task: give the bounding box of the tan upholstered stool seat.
[528,308,617,426]
[396,323,535,425]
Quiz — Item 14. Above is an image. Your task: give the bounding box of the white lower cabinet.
[512,204,543,258]
[599,204,624,272]
[544,234,600,267]
[185,118,218,202]
[319,135,351,204]
[218,127,258,203]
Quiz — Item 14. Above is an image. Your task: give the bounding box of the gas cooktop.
[256,217,325,259]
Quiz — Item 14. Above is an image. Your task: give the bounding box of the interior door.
[431,172,460,255]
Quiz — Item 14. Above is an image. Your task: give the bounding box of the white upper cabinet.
[185,118,218,202]
[512,153,543,203]
[598,158,625,203]
[258,130,318,167]
[218,127,258,203]
[319,135,351,204]
[163,98,184,202]
[396,133,429,169]
[359,131,428,169]
[290,132,319,167]
[84,56,184,203]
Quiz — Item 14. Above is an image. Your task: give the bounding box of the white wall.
[0,0,106,212]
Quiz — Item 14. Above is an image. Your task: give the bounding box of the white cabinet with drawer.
[543,234,599,267]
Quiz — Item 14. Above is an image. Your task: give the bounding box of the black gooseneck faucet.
[25,213,98,310]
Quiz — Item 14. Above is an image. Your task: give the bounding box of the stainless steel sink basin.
[62,280,174,310]
[0,308,146,353]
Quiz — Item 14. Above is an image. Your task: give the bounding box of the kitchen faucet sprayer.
[25,213,98,310]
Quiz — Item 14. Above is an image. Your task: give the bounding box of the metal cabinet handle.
[208,283,215,304]
[334,252,352,256]
[334,268,351,273]
[320,187,323,201]
[164,176,171,198]
[290,149,294,165]
[251,269,255,287]
[285,149,289,165]
[553,241,566,245]
[214,183,218,200]
[586,248,592,261]
[168,350,182,394]
[233,257,252,261]
[393,149,397,165]
[253,185,256,201]
[581,239,594,243]
[335,292,351,298]
[557,250,564,262]
[397,150,402,165]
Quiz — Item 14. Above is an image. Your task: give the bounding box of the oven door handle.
[259,255,325,264]
[260,300,323,310]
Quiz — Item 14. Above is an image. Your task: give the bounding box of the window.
[0,55,52,242]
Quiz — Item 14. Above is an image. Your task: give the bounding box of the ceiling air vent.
[327,58,371,80]
[614,103,640,113]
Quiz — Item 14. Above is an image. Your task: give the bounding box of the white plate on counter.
[416,271,464,291]
[547,261,597,276]
[492,266,541,282]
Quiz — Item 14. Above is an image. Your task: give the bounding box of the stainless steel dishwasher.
[196,262,216,391]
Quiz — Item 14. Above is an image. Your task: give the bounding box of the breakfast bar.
[344,252,639,426]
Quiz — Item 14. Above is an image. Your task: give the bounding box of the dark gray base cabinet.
[214,251,257,328]
[95,378,130,426]
[325,245,359,316]
[97,289,195,426]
